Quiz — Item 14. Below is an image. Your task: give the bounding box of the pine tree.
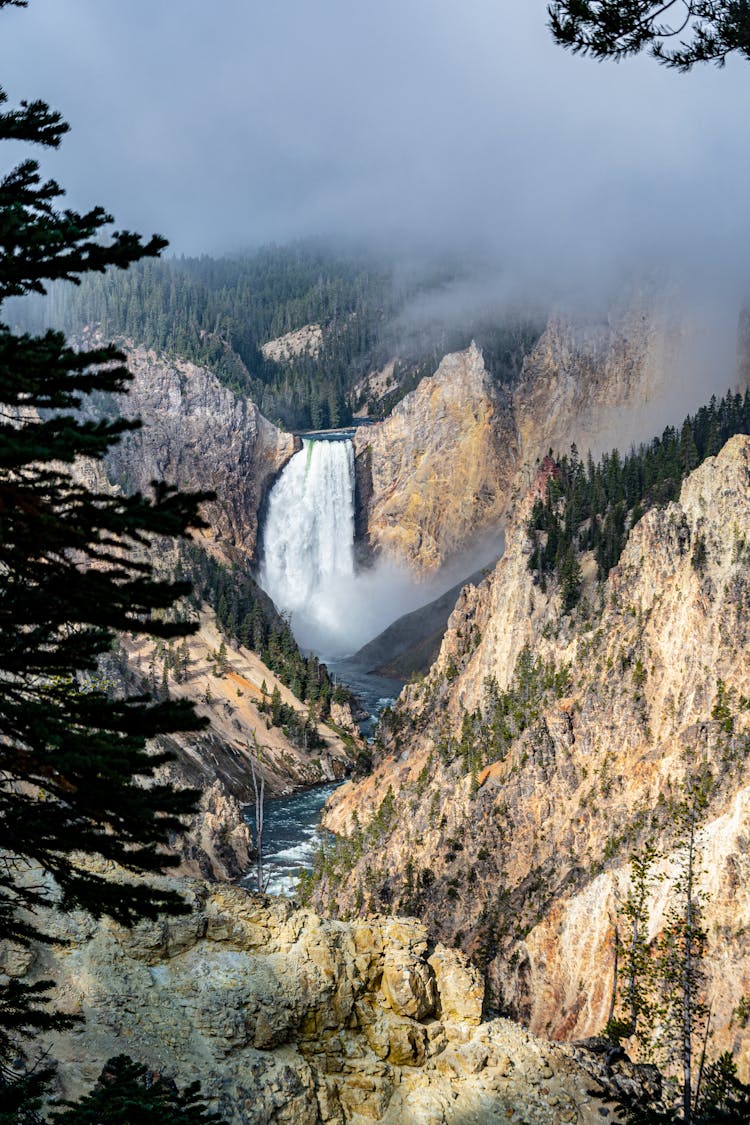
[548,1,750,70]
[270,684,282,726]
[51,1055,226,1124]
[679,419,700,476]
[695,1052,750,1122]
[559,543,582,612]
[607,839,663,1044]
[654,783,710,1123]
[0,0,210,1056]
[613,782,712,1121]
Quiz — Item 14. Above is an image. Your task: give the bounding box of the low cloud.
[1,0,747,306]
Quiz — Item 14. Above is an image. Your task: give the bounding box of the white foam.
[268,842,315,865]
[265,872,301,897]
[259,437,504,660]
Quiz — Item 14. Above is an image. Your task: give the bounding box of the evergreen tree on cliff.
[0,0,210,1055]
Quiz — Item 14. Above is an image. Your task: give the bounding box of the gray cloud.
[1,0,749,303]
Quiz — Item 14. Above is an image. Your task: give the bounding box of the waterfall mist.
[259,438,500,663]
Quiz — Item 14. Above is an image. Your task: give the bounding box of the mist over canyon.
[258,436,503,662]
[6,241,750,1124]
[6,0,750,1116]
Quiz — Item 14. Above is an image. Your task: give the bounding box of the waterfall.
[260,436,504,663]
[259,438,357,658]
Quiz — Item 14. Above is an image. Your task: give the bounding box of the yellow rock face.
[9,884,625,1124]
[320,437,750,1069]
[354,294,694,575]
[354,342,516,573]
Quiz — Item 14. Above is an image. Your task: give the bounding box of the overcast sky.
[1,0,749,301]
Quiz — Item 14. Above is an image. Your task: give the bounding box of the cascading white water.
[259,438,357,658]
[260,435,505,662]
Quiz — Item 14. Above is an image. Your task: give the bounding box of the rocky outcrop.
[353,342,515,572]
[16,883,644,1124]
[355,294,691,574]
[352,360,399,418]
[317,437,750,1067]
[88,336,297,562]
[347,566,491,680]
[261,323,323,363]
[174,777,253,883]
[510,294,683,489]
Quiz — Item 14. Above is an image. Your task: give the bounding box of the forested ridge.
[528,387,750,607]
[11,243,544,429]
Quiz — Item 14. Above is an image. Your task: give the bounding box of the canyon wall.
[7,882,651,1125]
[87,335,298,563]
[71,337,351,875]
[354,294,688,574]
[125,611,353,881]
[353,342,515,572]
[317,437,750,1069]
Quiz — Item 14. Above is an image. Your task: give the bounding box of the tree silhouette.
[0,0,210,1057]
[549,2,750,70]
[51,1056,225,1125]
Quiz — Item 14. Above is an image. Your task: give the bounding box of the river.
[249,431,435,895]
[242,781,342,896]
[241,663,403,895]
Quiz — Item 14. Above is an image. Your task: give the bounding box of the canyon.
[354,291,689,574]
[22,290,747,1119]
[316,435,750,1071]
[71,336,358,875]
[5,7,749,1114]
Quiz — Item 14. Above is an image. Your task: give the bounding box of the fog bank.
[2,1,748,308]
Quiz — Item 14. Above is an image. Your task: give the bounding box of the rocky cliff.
[354,295,687,574]
[67,337,359,880]
[316,436,750,1071]
[125,611,353,882]
[88,336,297,563]
[353,342,514,572]
[8,882,652,1124]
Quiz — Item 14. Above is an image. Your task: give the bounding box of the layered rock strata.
[123,611,353,881]
[318,437,750,1068]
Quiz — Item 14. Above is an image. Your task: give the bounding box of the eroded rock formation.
[89,337,298,562]
[318,437,750,1070]
[353,342,514,572]
[354,295,689,574]
[10,883,645,1124]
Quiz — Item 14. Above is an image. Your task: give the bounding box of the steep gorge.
[56,301,750,1109]
[316,436,750,1070]
[73,336,358,877]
